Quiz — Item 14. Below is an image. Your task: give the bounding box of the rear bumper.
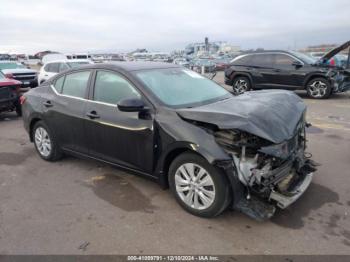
[269,172,313,209]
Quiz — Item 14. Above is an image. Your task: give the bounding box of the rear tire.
[15,102,22,117]
[169,152,231,218]
[306,78,331,99]
[32,121,62,161]
[232,76,251,95]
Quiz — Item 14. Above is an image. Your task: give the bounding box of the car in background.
[192,58,216,73]
[38,60,93,84]
[0,61,38,89]
[0,71,23,116]
[21,62,316,220]
[310,52,348,67]
[213,57,231,71]
[225,41,350,98]
[173,57,190,68]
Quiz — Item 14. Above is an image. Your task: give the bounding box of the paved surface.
[0,74,350,254]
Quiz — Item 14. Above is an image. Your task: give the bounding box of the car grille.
[0,87,12,102]
[13,73,37,81]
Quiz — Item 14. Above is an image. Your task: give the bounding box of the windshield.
[289,51,317,64]
[67,61,90,68]
[0,62,25,70]
[135,68,231,108]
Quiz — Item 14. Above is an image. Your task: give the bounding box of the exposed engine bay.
[213,117,317,219]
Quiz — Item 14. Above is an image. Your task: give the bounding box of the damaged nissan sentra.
[22,62,317,220]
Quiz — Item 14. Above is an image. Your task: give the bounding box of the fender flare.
[230,72,254,88]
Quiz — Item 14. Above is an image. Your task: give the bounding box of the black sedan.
[22,62,317,220]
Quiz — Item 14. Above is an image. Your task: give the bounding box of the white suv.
[38,60,93,84]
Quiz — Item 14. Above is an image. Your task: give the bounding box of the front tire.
[306,78,331,99]
[232,76,251,95]
[33,121,62,161]
[169,153,231,218]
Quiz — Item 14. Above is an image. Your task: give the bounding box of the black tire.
[232,76,251,95]
[32,121,63,161]
[306,77,331,99]
[169,152,231,218]
[15,102,22,117]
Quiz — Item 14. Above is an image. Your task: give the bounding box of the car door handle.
[86,111,100,119]
[43,101,53,107]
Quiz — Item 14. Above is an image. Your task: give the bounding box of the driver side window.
[273,54,297,67]
[93,71,141,105]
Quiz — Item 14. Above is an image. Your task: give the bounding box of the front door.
[84,70,155,173]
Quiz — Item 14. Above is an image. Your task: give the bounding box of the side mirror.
[117,98,147,112]
[292,61,303,68]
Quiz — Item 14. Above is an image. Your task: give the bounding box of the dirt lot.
[0,73,350,254]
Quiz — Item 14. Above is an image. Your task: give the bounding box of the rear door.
[42,70,92,154]
[249,54,275,88]
[84,70,155,173]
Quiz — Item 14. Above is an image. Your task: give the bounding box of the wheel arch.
[231,72,254,88]
[29,117,43,142]
[303,74,330,89]
[156,142,227,189]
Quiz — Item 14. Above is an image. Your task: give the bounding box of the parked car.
[213,57,231,71]
[173,57,190,68]
[225,41,350,98]
[38,60,93,84]
[310,52,348,67]
[22,62,317,220]
[0,61,38,89]
[0,71,23,116]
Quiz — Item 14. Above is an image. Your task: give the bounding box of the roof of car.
[79,61,180,71]
[240,50,292,55]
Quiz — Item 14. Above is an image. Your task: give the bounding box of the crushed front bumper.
[269,172,313,209]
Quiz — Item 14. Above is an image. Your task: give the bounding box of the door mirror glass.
[117,98,146,112]
[292,60,303,67]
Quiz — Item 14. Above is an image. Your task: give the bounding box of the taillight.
[5,73,13,79]
[20,96,26,105]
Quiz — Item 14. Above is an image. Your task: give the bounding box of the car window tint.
[93,71,140,105]
[251,54,273,67]
[53,76,65,93]
[49,63,60,73]
[59,63,69,72]
[61,71,90,98]
[273,54,296,66]
[44,64,52,72]
[232,55,252,65]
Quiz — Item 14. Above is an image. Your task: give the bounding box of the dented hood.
[177,90,306,144]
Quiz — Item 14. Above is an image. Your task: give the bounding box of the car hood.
[1,68,37,74]
[177,90,306,144]
[320,40,350,62]
[0,78,22,86]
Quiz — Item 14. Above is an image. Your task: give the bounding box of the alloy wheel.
[308,80,327,98]
[174,163,216,210]
[233,79,249,94]
[34,127,52,157]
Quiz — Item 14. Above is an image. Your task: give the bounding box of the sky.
[0,0,349,54]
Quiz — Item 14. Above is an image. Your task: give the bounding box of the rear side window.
[232,55,253,65]
[45,63,60,73]
[93,71,140,105]
[53,76,65,93]
[61,71,91,98]
[59,63,69,72]
[250,54,274,67]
